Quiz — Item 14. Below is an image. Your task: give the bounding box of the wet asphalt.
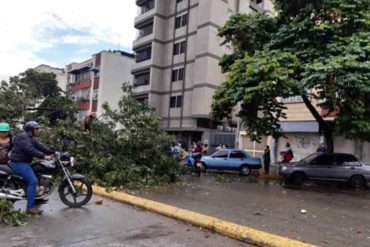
[0,193,249,247]
[135,173,370,247]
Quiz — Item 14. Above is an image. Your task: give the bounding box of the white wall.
[98,52,135,117]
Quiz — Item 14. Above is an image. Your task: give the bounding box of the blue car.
[201,149,262,176]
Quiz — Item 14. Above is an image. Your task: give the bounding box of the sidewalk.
[257,165,282,180]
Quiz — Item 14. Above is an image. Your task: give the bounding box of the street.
[0,193,248,247]
[136,173,370,247]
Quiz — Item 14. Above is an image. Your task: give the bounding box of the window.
[138,22,153,38]
[136,46,152,62]
[136,97,149,104]
[93,89,98,100]
[230,151,245,159]
[75,71,90,82]
[134,71,150,86]
[175,14,188,29]
[141,0,155,14]
[170,95,182,108]
[173,41,186,55]
[336,154,361,166]
[171,68,184,82]
[311,154,334,166]
[212,150,229,158]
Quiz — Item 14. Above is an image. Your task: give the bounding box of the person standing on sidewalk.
[263,145,271,174]
[9,121,55,215]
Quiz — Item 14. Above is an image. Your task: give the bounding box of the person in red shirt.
[280,142,294,163]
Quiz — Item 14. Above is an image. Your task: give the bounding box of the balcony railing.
[68,79,92,91]
[78,100,90,111]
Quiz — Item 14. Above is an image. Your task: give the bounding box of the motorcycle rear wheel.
[58,178,92,207]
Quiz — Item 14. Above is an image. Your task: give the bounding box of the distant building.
[34,64,67,92]
[66,50,135,121]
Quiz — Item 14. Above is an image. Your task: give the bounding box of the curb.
[91,185,316,247]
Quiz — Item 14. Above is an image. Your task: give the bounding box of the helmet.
[0,123,11,132]
[24,121,41,132]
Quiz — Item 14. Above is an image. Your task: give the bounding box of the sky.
[0,0,137,81]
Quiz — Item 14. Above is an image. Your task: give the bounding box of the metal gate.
[209,132,235,154]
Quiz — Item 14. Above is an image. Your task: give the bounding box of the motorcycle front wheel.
[58,178,92,207]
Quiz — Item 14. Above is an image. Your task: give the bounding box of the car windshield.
[300,153,320,163]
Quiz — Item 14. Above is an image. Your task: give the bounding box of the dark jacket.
[10,132,54,163]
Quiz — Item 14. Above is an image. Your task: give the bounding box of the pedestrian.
[222,143,227,149]
[0,122,12,165]
[263,145,271,174]
[202,144,208,156]
[280,142,294,163]
[215,144,222,152]
[192,141,203,177]
[316,143,328,153]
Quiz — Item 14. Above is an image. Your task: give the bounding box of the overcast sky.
[0,0,137,81]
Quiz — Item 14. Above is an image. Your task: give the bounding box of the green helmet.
[0,122,11,132]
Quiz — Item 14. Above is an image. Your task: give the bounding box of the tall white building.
[132,0,273,147]
[66,50,134,121]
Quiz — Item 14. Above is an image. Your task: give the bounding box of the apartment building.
[34,64,67,92]
[132,0,273,147]
[66,50,134,121]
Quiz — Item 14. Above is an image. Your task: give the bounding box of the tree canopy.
[212,0,370,151]
[0,69,76,126]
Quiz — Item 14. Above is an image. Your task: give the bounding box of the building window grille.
[134,71,150,86]
[138,22,153,38]
[136,46,152,62]
[141,0,155,14]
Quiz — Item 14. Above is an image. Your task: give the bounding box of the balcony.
[78,99,90,111]
[68,79,92,91]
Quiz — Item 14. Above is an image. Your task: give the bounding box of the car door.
[334,154,362,181]
[227,151,246,171]
[208,150,229,170]
[306,153,336,180]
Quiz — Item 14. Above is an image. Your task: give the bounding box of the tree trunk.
[301,95,334,152]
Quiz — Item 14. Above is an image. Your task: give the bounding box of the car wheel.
[350,175,366,189]
[292,172,306,185]
[240,165,251,176]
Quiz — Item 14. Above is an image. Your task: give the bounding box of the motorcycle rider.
[9,121,54,215]
[192,141,203,177]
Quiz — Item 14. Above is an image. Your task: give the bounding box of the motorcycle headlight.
[281,166,288,172]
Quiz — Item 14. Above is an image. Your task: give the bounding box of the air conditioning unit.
[232,128,237,132]
[226,127,232,132]
[217,125,223,131]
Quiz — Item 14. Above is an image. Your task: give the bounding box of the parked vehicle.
[279,152,370,188]
[201,149,262,176]
[0,152,92,207]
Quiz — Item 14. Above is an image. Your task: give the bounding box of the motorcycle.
[0,152,92,207]
[185,153,205,176]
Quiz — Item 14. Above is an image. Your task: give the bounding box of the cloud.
[0,0,137,81]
